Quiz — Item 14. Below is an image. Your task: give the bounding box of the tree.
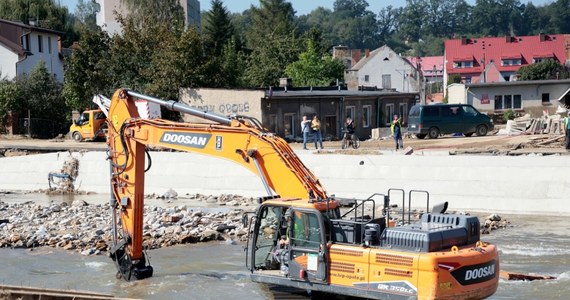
[285,39,345,87]
[0,0,78,46]
[448,74,462,84]
[63,27,111,111]
[203,0,235,56]
[377,6,399,45]
[243,0,300,87]
[13,62,68,133]
[0,80,22,126]
[397,0,428,42]
[550,0,570,33]
[74,0,100,33]
[471,0,524,36]
[245,0,297,48]
[518,59,569,81]
[329,0,379,49]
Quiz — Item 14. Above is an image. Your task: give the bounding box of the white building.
[447,80,570,116]
[95,0,201,36]
[0,19,64,82]
[344,46,423,94]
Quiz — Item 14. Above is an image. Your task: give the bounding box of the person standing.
[311,115,324,149]
[390,114,403,150]
[563,111,570,151]
[301,115,311,150]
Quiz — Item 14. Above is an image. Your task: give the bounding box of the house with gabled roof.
[444,34,568,87]
[0,19,64,82]
[344,45,423,94]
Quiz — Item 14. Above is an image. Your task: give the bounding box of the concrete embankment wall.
[1,151,568,214]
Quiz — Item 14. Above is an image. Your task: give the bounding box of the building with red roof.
[444,34,568,87]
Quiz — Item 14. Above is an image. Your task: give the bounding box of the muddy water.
[1,193,569,299]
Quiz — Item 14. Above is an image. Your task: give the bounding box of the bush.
[503,109,515,122]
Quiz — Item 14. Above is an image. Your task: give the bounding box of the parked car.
[407,104,494,139]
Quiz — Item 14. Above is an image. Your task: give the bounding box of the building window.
[21,34,30,51]
[542,93,550,104]
[501,59,521,66]
[382,74,391,89]
[38,35,43,53]
[269,114,277,133]
[399,103,408,125]
[514,94,522,108]
[283,113,295,139]
[47,36,52,54]
[345,106,355,120]
[464,77,472,84]
[385,104,394,125]
[362,105,371,128]
[364,75,369,82]
[494,94,522,110]
[453,61,473,68]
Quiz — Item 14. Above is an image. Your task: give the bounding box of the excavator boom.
[104,89,328,280]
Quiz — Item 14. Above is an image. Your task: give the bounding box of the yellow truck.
[69,109,107,142]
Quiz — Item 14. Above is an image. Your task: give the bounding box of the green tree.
[203,0,235,56]
[63,27,111,111]
[74,0,100,33]
[471,0,524,36]
[12,62,68,133]
[330,0,379,49]
[243,0,300,87]
[550,0,570,33]
[397,0,428,42]
[285,39,345,87]
[103,13,208,101]
[0,0,78,46]
[0,80,22,126]
[448,74,462,84]
[518,59,569,81]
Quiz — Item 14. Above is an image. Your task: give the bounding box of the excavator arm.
[104,89,327,280]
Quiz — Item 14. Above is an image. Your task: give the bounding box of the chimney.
[505,34,512,43]
[352,50,361,65]
[279,78,292,88]
[461,36,468,45]
[539,33,546,42]
[365,49,370,58]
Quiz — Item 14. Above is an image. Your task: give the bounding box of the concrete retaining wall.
[1,151,568,214]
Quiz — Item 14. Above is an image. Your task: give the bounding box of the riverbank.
[1,149,568,214]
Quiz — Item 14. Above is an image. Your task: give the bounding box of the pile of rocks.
[481,213,510,234]
[0,198,252,256]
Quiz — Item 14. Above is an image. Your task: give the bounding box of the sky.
[60,0,554,16]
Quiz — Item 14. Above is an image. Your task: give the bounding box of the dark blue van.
[407,104,494,139]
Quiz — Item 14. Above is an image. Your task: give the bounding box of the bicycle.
[341,131,360,149]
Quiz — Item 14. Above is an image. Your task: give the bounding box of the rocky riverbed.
[0,192,510,256]
[0,194,256,256]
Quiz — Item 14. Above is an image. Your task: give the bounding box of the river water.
[1,194,569,299]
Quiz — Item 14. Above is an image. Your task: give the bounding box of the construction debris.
[47,155,80,193]
[498,113,564,136]
[499,271,556,281]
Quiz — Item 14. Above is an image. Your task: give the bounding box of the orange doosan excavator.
[103,89,499,299]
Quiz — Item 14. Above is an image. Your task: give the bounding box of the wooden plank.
[500,271,556,281]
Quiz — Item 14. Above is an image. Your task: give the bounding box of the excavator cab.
[247,203,333,284]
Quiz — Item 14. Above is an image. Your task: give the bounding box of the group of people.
[301,115,324,150]
[301,113,405,150]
